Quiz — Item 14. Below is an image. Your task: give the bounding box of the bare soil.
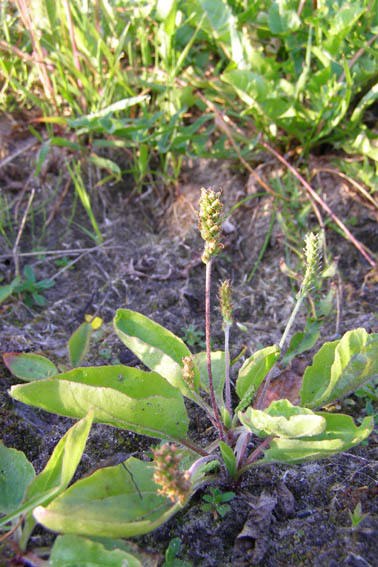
[0,144,377,566]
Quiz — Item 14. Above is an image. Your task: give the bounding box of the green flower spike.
[199,188,224,264]
[219,280,233,327]
[299,232,321,298]
[182,356,195,390]
[152,444,191,505]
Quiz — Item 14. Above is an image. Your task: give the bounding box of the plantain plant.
[1,189,377,561]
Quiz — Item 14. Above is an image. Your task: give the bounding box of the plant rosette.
[2,190,376,548]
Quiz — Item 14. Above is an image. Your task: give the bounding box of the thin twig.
[312,166,378,211]
[224,323,232,418]
[339,34,378,83]
[45,178,71,226]
[0,139,38,171]
[49,241,113,281]
[244,436,274,466]
[0,244,123,260]
[262,141,377,267]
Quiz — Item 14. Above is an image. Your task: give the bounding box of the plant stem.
[237,436,274,476]
[178,438,209,457]
[279,295,304,350]
[205,259,225,441]
[224,322,232,418]
[262,140,376,267]
[188,455,219,477]
[256,294,304,410]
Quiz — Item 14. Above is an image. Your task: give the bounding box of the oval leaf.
[0,278,19,304]
[0,444,35,514]
[236,345,280,404]
[26,411,93,504]
[10,366,188,442]
[3,352,58,382]
[219,441,237,479]
[50,535,143,567]
[239,400,326,439]
[301,329,378,408]
[193,350,225,406]
[34,457,188,538]
[261,414,373,464]
[114,308,200,398]
[68,322,93,367]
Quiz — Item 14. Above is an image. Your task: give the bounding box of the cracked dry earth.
[0,155,377,566]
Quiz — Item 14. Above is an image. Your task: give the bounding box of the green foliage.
[0,265,55,307]
[0,413,93,548]
[181,324,206,350]
[33,456,191,538]
[3,352,58,381]
[0,444,35,515]
[68,322,94,368]
[11,365,189,442]
[49,535,143,567]
[201,487,235,519]
[1,0,377,194]
[349,502,369,529]
[300,329,378,409]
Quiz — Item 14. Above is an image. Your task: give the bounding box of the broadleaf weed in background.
[1,189,377,566]
[1,0,377,179]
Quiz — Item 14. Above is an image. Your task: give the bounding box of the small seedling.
[181,324,206,350]
[0,265,55,307]
[53,256,73,268]
[201,487,235,519]
[349,502,369,529]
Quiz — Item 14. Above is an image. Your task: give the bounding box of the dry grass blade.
[311,167,378,212]
[262,141,377,268]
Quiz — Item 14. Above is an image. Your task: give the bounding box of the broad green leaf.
[20,412,93,538]
[268,3,300,34]
[301,329,378,409]
[219,441,237,479]
[239,400,326,439]
[0,444,35,514]
[261,413,373,464]
[236,345,280,403]
[3,352,58,381]
[0,284,14,304]
[33,458,188,538]
[193,351,225,406]
[69,96,149,128]
[343,130,378,162]
[351,82,378,124]
[49,535,142,567]
[0,413,93,528]
[88,154,121,181]
[0,277,19,304]
[26,411,93,504]
[199,0,235,41]
[222,69,269,107]
[114,309,200,398]
[68,322,94,367]
[10,366,188,442]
